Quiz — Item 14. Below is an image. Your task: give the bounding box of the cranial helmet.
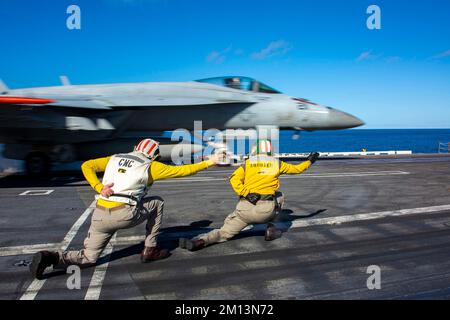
[252,139,273,156]
[134,138,160,159]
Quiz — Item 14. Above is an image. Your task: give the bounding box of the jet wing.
[0,96,112,110]
[106,96,254,109]
[0,95,254,110]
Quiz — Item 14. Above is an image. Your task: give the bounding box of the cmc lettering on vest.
[97,152,152,205]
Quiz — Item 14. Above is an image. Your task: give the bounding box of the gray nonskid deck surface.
[1,155,450,300]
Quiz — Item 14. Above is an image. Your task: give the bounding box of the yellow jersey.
[81,156,214,208]
[229,155,312,197]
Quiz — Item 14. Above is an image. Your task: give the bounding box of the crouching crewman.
[180,139,319,251]
[30,138,222,279]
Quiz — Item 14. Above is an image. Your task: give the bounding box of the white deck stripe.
[0,243,61,257]
[5,203,450,258]
[112,204,450,244]
[202,170,409,175]
[84,234,116,300]
[19,200,96,300]
[155,171,410,183]
[7,203,450,299]
[283,204,450,228]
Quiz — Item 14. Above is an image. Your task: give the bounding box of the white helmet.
[134,138,160,159]
[251,139,273,156]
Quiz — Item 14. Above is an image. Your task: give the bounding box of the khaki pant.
[59,196,164,267]
[197,199,277,246]
[274,191,284,214]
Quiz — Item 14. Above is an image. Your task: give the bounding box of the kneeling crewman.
[30,138,221,279]
[180,139,319,251]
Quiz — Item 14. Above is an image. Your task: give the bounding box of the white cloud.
[430,49,450,59]
[206,51,225,64]
[385,56,402,63]
[356,50,383,62]
[206,45,242,64]
[251,40,292,60]
[356,51,374,62]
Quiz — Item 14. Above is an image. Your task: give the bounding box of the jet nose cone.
[343,113,365,128]
[329,108,365,129]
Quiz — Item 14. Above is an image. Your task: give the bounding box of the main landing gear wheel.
[25,152,51,176]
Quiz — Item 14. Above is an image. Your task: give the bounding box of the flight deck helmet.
[134,138,160,160]
[251,139,273,156]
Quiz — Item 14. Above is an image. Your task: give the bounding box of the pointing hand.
[208,152,227,165]
[307,152,320,164]
[101,183,114,198]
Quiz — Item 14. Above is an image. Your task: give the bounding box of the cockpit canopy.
[196,76,281,94]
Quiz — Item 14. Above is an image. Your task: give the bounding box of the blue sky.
[0,0,449,128]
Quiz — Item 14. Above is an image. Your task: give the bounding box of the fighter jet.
[0,76,364,174]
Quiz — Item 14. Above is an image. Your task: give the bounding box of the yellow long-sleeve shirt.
[229,157,312,197]
[81,156,214,208]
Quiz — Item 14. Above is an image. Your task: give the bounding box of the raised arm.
[149,153,225,182]
[279,160,311,175]
[279,152,319,175]
[81,156,111,193]
[229,166,247,196]
[150,159,215,181]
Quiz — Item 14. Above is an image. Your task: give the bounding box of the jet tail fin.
[0,79,9,93]
[60,75,71,86]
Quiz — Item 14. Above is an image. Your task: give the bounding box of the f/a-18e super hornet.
[0,76,364,174]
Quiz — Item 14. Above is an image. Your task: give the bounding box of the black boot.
[179,238,206,251]
[265,223,282,241]
[30,251,59,280]
[141,247,170,263]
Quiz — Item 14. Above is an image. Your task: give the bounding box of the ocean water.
[1,129,450,171]
[277,129,450,154]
